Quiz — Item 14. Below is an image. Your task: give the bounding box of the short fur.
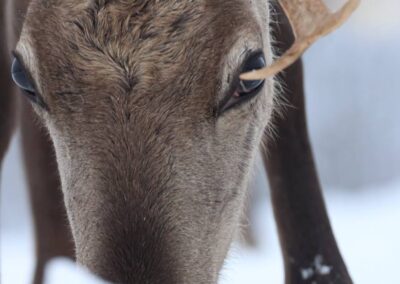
[0,0,352,283]
[11,0,274,282]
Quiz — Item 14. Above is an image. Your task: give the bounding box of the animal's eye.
[238,52,266,94]
[220,52,266,113]
[11,57,37,102]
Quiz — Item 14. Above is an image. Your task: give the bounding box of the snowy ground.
[221,178,400,284]
[1,0,400,283]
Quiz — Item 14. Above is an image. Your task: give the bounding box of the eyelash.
[219,79,265,113]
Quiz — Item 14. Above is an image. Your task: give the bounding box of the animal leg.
[262,3,352,284]
[20,101,75,284]
[0,2,17,167]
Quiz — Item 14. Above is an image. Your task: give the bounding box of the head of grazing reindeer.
[11,0,358,282]
[13,0,274,282]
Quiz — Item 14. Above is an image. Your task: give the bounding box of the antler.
[240,0,360,80]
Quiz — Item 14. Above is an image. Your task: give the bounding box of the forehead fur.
[22,0,268,102]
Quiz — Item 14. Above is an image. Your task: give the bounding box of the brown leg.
[262,3,352,284]
[0,4,16,166]
[20,100,75,284]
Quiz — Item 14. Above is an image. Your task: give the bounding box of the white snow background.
[1,0,400,283]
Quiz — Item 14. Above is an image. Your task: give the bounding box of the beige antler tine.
[240,0,360,81]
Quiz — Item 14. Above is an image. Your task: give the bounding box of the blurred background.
[1,0,399,283]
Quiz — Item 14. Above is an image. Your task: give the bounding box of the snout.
[61,151,224,284]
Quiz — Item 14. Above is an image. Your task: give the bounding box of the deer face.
[14,0,274,282]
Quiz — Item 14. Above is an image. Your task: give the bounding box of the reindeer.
[0,0,358,283]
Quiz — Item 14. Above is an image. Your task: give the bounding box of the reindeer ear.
[240,0,360,80]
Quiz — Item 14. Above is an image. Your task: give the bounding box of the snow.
[299,255,333,280]
[314,256,332,276]
[301,268,315,280]
[44,259,108,284]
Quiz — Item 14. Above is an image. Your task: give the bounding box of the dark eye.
[11,57,38,102]
[238,52,266,94]
[220,52,266,113]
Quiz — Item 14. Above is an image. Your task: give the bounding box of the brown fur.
[0,0,352,283]
[2,2,75,284]
[11,0,274,282]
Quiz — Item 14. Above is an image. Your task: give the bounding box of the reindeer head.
[14,0,274,282]
[12,0,358,282]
